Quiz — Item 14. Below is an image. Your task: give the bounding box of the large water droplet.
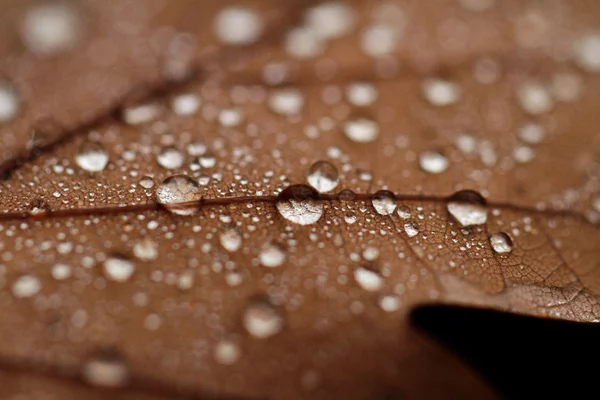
[220,228,242,252]
[82,349,130,388]
[103,255,135,283]
[419,150,449,174]
[447,190,488,227]
[372,190,396,216]
[243,299,283,339]
[489,232,513,254]
[76,141,109,172]
[0,81,19,123]
[156,175,202,216]
[354,267,383,292]
[344,117,379,143]
[276,184,323,225]
[157,146,185,170]
[307,161,339,193]
[259,242,286,268]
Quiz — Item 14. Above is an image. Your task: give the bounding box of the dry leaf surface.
[0,0,599,399]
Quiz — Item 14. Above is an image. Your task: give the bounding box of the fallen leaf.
[0,0,599,399]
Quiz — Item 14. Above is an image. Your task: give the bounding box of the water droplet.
[422,78,461,106]
[0,81,19,123]
[518,122,545,144]
[243,299,284,339]
[157,146,185,170]
[362,246,380,261]
[403,221,419,238]
[133,238,158,261]
[82,349,130,388]
[103,255,135,283]
[139,176,155,189]
[489,232,513,254]
[344,117,379,143]
[21,2,80,54]
[28,199,51,216]
[573,32,600,73]
[306,2,356,40]
[276,184,324,225]
[12,275,41,298]
[51,263,72,280]
[372,190,396,216]
[76,141,109,172]
[220,228,242,253]
[447,190,488,227]
[156,175,202,216]
[379,295,401,312]
[172,93,200,116]
[268,89,304,116]
[214,340,241,365]
[259,242,286,268]
[419,150,449,174]
[285,27,324,59]
[396,204,411,219]
[198,153,216,169]
[516,81,553,115]
[354,267,383,292]
[122,102,161,125]
[214,6,263,45]
[307,161,339,192]
[346,82,378,106]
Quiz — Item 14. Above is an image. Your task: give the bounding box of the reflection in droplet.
[344,117,379,143]
[76,141,109,172]
[220,228,242,253]
[82,349,130,388]
[447,190,488,227]
[419,150,449,174]
[372,190,396,216]
[0,81,19,123]
[243,299,283,339]
[156,175,202,216]
[490,232,513,254]
[276,184,323,225]
[307,161,339,192]
[103,255,135,283]
[157,146,185,170]
[259,242,286,268]
[354,267,383,292]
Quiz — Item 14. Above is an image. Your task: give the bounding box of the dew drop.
[354,267,383,292]
[103,255,135,283]
[133,238,158,261]
[305,2,356,40]
[214,6,263,45]
[518,122,545,145]
[516,81,553,115]
[346,82,378,106]
[268,89,304,116]
[220,228,242,253]
[419,150,449,174]
[372,190,396,216]
[12,275,41,298]
[259,242,286,268]
[344,117,379,143]
[422,78,461,106]
[379,295,401,312]
[51,263,72,280]
[285,27,324,59]
[339,189,356,201]
[214,340,241,365]
[0,81,19,123]
[276,184,323,225]
[489,232,513,254]
[573,32,600,73]
[156,175,202,216]
[21,2,80,54]
[198,153,216,169]
[82,349,130,388]
[403,221,419,238]
[307,161,340,193]
[243,299,284,339]
[28,199,51,217]
[157,146,185,170]
[122,102,161,125]
[396,204,411,219]
[139,176,155,189]
[75,141,109,172]
[447,190,488,227]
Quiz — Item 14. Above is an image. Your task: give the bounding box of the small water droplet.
[220,228,242,252]
[379,295,401,312]
[157,146,185,170]
[82,348,130,388]
[489,232,513,254]
[447,190,488,227]
[214,340,241,365]
[12,275,41,298]
[268,88,304,116]
[307,161,339,192]
[403,221,419,237]
[573,32,600,73]
[372,190,396,216]
[139,176,155,189]
[76,141,109,172]
[172,93,200,115]
[362,246,380,261]
[28,199,51,217]
[51,263,72,280]
[276,184,323,225]
[133,238,158,261]
[122,102,162,125]
[0,81,19,123]
[422,78,461,106]
[243,299,284,339]
[396,204,411,219]
[344,117,379,143]
[516,81,553,115]
[354,267,383,292]
[156,175,202,216]
[198,153,216,169]
[103,255,135,283]
[214,6,263,45]
[339,189,356,200]
[306,2,356,40]
[419,150,449,174]
[346,82,378,106]
[259,242,286,268]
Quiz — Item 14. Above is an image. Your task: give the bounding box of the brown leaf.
[0,0,599,399]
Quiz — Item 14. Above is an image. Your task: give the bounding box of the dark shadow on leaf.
[410,305,600,399]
